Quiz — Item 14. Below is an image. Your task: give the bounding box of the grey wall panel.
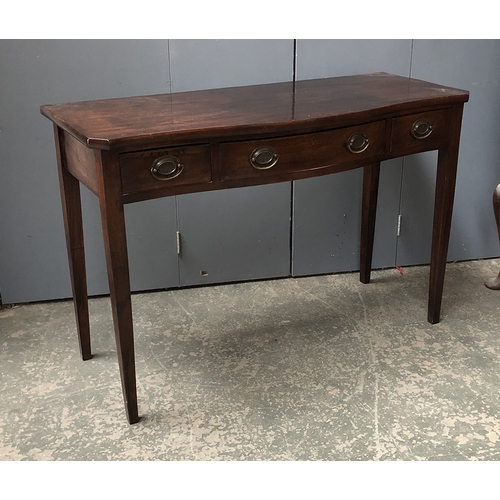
[397,39,500,266]
[2,39,498,304]
[292,40,412,276]
[292,170,363,275]
[169,39,295,287]
[177,184,292,287]
[0,40,175,304]
[79,191,179,296]
[292,160,403,276]
[371,160,404,269]
[126,197,180,292]
[396,152,438,266]
[169,39,293,91]
[296,39,413,79]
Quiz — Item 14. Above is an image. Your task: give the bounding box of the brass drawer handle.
[249,146,279,170]
[346,132,370,154]
[411,119,434,139]
[151,155,184,181]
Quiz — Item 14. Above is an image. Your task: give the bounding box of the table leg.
[427,106,464,324]
[360,162,381,284]
[54,126,92,361]
[485,184,500,290]
[96,151,139,424]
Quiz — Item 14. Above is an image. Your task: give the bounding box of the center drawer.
[220,120,386,181]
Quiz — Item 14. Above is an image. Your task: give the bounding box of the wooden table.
[41,73,469,424]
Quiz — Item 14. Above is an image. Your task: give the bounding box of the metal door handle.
[411,119,434,139]
[249,146,279,170]
[151,155,184,181]
[346,132,370,154]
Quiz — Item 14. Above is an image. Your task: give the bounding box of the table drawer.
[220,121,386,181]
[390,109,448,152]
[120,144,212,195]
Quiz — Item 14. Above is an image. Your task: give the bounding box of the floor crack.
[357,290,382,460]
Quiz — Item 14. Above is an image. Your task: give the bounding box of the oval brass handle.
[249,146,279,170]
[346,132,370,154]
[411,119,434,139]
[151,155,184,181]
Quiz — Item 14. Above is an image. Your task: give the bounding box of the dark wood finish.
[41,73,469,423]
[390,108,449,153]
[120,143,212,197]
[485,184,500,290]
[54,125,92,361]
[360,163,381,284]
[40,73,468,151]
[63,131,98,195]
[220,120,386,181]
[427,104,465,324]
[95,150,139,424]
[220,120,385,181]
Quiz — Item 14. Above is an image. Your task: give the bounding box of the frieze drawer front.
[220,120,387,181]
[390,109,449,153]
[120,144,212,196]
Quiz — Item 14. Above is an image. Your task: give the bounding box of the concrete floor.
[1,259,500,461]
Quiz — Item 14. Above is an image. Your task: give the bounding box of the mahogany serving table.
[41,73,469,424]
